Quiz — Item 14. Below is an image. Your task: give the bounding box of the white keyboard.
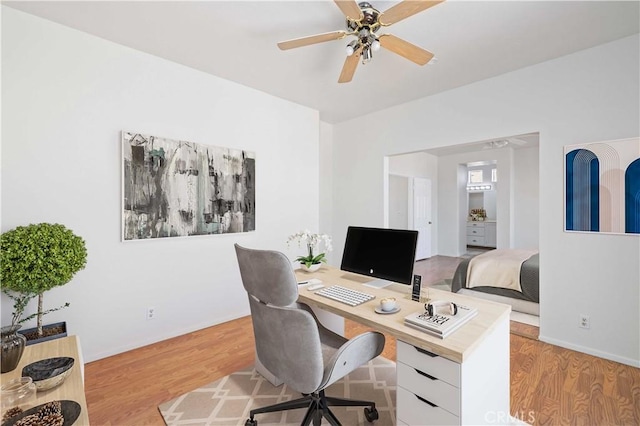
[315,285,375,307]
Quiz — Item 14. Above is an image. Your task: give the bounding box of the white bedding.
[466,249,538,293]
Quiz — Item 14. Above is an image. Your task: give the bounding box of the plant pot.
[20,322,67,346]
[300,263,321,272]
[1,325,27,373]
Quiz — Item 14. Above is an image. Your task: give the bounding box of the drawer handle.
[415,347,438,357]
[415,394,438,408]
[414,368,437,381]
[472,230,477,233]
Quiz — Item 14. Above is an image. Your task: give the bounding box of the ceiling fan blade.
[278,31,347,50]
[334,0,363,20]
[380,0,445,26]
[338,47,363,83]
[379,34,434,65]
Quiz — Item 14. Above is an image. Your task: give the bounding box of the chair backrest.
[234,244,325,394]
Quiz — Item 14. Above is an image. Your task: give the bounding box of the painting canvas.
[122,132,255,240]
[565,137,640,235]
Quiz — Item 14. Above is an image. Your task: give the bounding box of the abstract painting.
[122,132,255,240]
[565,137,639,235]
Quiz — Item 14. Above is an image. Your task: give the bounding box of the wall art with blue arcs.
[565,137,640,235]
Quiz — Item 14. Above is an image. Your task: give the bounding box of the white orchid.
[287,230,332,267]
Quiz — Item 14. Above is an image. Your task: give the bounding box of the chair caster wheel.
[364,406,379,422]
[245,419,257,426]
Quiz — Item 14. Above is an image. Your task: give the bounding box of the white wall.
[319,121,333,238]
[388,151,438,178]
[389,175,409,229]
[330,35,640,366]
[1,8,320,362]
[513,146,540,249]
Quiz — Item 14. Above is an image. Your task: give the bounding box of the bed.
[451,249,539,314]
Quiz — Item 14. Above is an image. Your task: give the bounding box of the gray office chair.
[234,244,385,426]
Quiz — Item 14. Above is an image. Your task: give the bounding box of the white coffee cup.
[380,297,397,312]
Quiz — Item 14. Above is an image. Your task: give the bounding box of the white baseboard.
[539,335,640,368]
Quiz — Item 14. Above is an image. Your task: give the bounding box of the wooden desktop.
[296,266,511,425]
[1,336,89,425]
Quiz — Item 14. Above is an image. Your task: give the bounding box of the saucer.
[374,306,400,315]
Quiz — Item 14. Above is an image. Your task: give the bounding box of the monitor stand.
[362,278,393,289]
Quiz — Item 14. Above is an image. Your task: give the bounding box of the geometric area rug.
[159,357,397,426]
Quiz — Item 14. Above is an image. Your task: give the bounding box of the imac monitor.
[340,226,418,288]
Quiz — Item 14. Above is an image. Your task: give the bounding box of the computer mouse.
[307,283,325,291]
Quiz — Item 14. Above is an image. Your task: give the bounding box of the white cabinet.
[466,222,496,248]
[396,341,461,425]
[396,316,510,425]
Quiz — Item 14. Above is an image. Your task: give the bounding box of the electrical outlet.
[579,314,590,329]
[146,306,156,320]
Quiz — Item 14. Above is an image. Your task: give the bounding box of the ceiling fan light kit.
[277,0,445,83]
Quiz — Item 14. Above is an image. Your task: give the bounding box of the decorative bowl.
[1,400,81,426]
[21,357,74,391]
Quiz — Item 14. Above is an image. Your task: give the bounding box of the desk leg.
[310,306,345,336]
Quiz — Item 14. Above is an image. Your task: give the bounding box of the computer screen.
[340,226,418,287]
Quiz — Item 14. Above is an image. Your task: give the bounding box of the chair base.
[246,389,378,426]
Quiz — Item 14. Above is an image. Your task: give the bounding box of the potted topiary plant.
[0,223,87,344]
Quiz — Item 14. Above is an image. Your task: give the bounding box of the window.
[492,168,497,182]
[468,170,483,184]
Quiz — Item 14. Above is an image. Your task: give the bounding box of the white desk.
[295,266,511,426]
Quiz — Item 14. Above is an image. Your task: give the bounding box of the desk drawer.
[467,235,485,246]
[397,341,460,387]
[397,387,459,426]
[467,222,485,228]
[397,362,460,416]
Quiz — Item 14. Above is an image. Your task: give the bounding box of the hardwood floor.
[510,333,640,425]
[413,255,464,286]
[84,316,640,425]
[84,317,256,425]
[83,255,639,425]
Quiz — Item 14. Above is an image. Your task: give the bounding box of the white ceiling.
[4,1,639,124]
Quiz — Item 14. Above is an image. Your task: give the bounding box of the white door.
[410,178,432,260]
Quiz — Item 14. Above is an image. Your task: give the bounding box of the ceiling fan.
[277,0,445,83]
